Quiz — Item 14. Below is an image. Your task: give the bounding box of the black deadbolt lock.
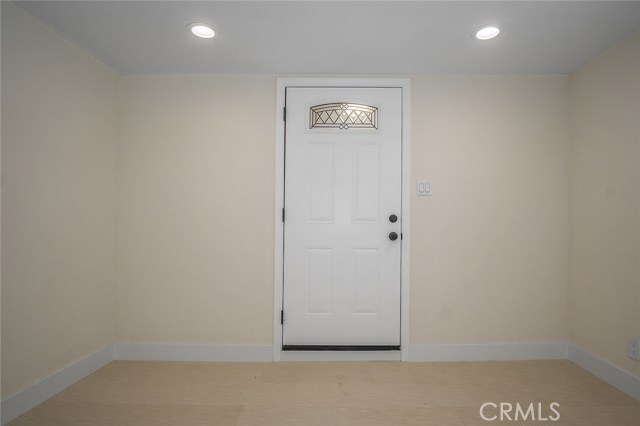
[389,214,398,223]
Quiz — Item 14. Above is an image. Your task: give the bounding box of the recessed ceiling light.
[188,23,215,39]
[475,25,500,41]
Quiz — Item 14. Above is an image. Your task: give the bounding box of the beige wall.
[569,33,640,379]
[1,2,118,397]
[116,75,570,346]
[116,76,275,344]
[410,76,570,343]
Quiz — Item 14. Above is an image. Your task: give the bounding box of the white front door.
[283,87,402,348]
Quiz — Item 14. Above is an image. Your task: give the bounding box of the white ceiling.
[15,1,640,75]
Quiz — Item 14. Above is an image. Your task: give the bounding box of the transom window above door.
[309,103,378,130]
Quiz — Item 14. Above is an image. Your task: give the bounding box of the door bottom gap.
[282,345,400,351]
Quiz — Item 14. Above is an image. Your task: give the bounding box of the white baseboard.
[409,342,568,362]
[115,343,273,362]
[1,345,114,426]
[568,343,640,401]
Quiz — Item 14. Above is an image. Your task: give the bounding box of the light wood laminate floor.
[9,360,640,426]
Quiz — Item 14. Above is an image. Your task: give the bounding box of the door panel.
[283,87,402,347]
[306,143,334,223]
[353,143,380,223]
[305,247,333,315]
[352,248,380,315]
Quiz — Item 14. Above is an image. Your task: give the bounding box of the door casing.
[274,78,411,361]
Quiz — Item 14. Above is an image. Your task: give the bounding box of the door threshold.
[282,345,400,351]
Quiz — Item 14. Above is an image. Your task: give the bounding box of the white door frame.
[273,78,411,361]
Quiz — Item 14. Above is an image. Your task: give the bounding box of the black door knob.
[389,232,398,241]
[389,214,398,223]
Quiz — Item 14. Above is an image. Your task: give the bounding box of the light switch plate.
[629,337,640,361]
[417,180,432,196]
